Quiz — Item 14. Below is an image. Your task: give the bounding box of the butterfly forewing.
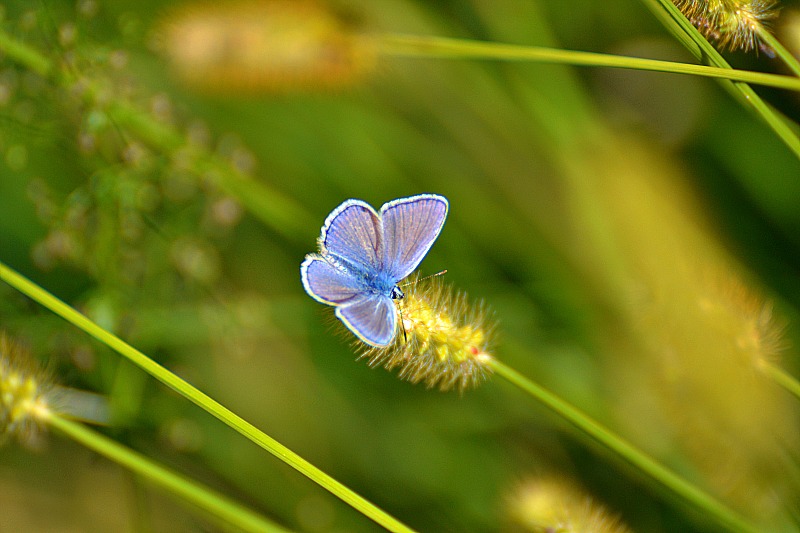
[336,294,397,347]
[381,194,448,280]
[320,200,383,272]
[301,255,365,305]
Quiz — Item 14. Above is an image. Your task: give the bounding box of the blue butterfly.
[301,194,449,347]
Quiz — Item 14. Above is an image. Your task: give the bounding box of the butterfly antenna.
[401,269,447,287]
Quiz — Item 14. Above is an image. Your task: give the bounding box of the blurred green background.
[2,0,800,531]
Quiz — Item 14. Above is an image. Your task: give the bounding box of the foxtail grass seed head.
[672,0,780,52]
[695,272,786,370]
[357,277,495,391]
[155,0,376,93]
[507,476,632,533]
[0,333,52,444]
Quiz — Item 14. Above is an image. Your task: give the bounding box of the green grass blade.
[378,33,800,91]
[46,413,292,533]
[640,0,800,160]
[489,359,759,533]
[0,27,313,242]
[0,260,416,533]
[761,361,800,402]
[758,28,800,78]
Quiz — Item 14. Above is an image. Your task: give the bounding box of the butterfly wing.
[301,255,365,305]
[303,195,446,347]
[381,194,448,280]
[319,199,383,272]
[335,293,397,347]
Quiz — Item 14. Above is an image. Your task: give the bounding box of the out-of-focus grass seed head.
[355,277,495,392]
[155,0,377,93]
[507,476,632,533]
[586,138,799,523]
[0,333,52,445]
[779,9,800,56]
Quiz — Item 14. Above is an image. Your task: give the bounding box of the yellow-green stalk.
[0,261,415,533]
[573,135,799,527]
[0,333,290,532]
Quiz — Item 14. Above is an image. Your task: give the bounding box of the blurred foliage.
[2,0,800,531]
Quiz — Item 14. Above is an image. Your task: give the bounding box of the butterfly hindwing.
[335,293,397,347]
[300,255,365,305]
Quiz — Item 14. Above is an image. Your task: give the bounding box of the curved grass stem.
[488,359,759,533]
[0,27,313,242]
[0,260,416,533]
[640,0,800,161]
[760,360,800,402]
[378,33,800,91]
[44,412,291,533]
[758,28,800,78]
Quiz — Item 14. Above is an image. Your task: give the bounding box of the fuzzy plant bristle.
[673,0,780,51]
[358,277,495,391]
[0,333,52,444]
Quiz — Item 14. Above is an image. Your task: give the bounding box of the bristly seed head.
[0,333,52,445]
[672,0,780,52]
[358,276,495,392]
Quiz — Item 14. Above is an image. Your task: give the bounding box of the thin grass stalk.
[45,412,292,533]
[378,33,800,91]
[0,260,416,533]
[4,23,800,226]
[640,0,800,160]
[0,27,51,76]
[0,27,313,242]
[488,359,759,533]
[3,25,800,160]
[760,361,800,401]
[757,27,800,78]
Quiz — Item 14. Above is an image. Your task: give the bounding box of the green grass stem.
[378,33,800,91]
[0,26,51,77]
[45,412,291,533]
[761,361,800,402]
[640,0,800,161]
[0,27,313,242]
[4,23,800,167]
[489,359,759,533]
[0,260,416,533]
[102,99,314,240]
[4,22,800,230]
[758,28,800,79]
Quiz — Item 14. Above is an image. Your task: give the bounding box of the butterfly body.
[301,194,449,347]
